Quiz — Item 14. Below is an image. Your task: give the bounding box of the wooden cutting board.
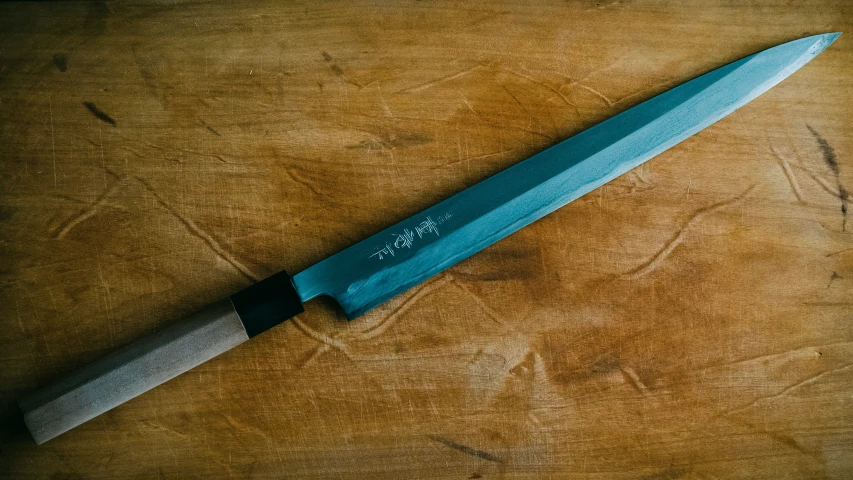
[1,1,851,478]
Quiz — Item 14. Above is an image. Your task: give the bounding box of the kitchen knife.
[19,33,840,445]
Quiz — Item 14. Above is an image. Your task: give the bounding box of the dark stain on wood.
[199,119,221,136]
[808,125,848,231]
[321,51,343,76]
[828,271,842,287]
[808,125,840,175]
[426,435,504,463]
[83,102,117,126]
[321,51,362,88]
[52,53,68,72]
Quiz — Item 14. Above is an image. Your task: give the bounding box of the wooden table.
[1,1,851,478]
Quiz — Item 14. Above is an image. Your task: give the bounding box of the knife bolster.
[229,269,304,338]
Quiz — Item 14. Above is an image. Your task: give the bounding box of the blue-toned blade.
[293,33,839,319]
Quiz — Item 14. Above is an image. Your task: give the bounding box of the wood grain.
[1,1,851,478]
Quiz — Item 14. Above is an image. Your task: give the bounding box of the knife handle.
[18,270,304,445]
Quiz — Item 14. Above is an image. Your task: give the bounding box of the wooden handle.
[18,299,250,445]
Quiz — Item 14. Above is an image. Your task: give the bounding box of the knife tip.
[821,32,842,51]
[806,32,842,57]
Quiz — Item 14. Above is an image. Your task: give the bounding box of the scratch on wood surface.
[321,51,363,88]
[629,170,653,188]
[378,87,394,117]
[788,162,839,197]
[762,430,819,460]
[457,91,553,141]
[470,148,518,161]
[140,419,188,438]
[633,165,652,185]
[501,84,534,122]
[96,256,116,348]
[398,65,481,93]
[725,363,853,416]
[48,94,57,186]
[733,417,821,461]
[97,455,113,471]
[223,414,272,440]
[620,185,754,280]
[500,67,577,108]
[770,146,805,204]
[283,168,321,195]
[439,148,518,170]
[447,274,509,328]
[144,141,229,164]
[297,343,330,369]
[623,171,655,194]
[426,435,504,463]
[353,275,450,341]
[573,83,614,106]
[199,119,221,136]
[54,176,125,239]
[806,170,845,199]
[136,176,260,282]
[827,247,853,257]
[562,57,619,91]
[697,341,850,372]
[117,145,145,158]
[290,316,349,352]
[610,78,674,107]
[458,91,486,122]
[501,82,562,141]
[15,301,39,375]
[619,365,650,394]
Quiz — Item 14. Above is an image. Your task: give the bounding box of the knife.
[18,33,840,444]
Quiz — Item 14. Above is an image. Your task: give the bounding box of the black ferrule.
[229,270,304,338]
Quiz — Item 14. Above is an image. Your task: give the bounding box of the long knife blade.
[293,32,840,318]
[19,33,839,444]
